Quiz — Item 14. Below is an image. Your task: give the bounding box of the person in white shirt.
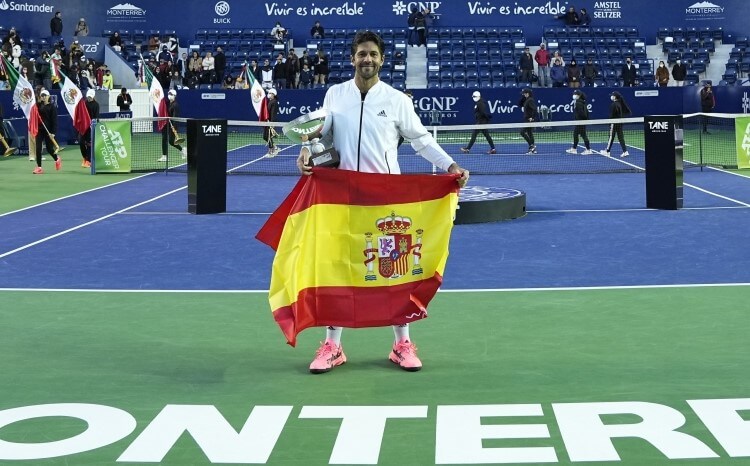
[201,51,215,84]
[297,30,469,374]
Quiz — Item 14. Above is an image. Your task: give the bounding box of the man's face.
[352,41,383,81]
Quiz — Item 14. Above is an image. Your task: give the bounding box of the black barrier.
[187,119,228,214]
[644,115,684,210]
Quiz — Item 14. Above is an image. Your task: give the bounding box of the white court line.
[1,282,749,293]
[0,186,187,259]
[0,172,155,218]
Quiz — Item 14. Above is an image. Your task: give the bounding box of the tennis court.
[1,121,749,464]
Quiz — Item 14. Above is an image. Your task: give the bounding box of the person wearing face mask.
[583,58,598,87]
[603,91,631,158]
[567,59,581,88]
[621,57,636,87]
[671,58,687,86]
[460,90,496,154]
[33,89,62,174]
[157,89,186,162]
[519,88,537,154]
[263,87,279,156]
[566,90,592,155]
[656,60,669,87]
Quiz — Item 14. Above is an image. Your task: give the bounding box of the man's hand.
[297,136,313,176]
[448,163,469,188]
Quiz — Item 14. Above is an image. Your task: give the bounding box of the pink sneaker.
[32,167,44,174]
[309,340,346,374]
[389,340,422,371]
[55,157,62,171]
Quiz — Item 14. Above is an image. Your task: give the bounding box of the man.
[583,58,598,87]
[157,45,172,64]
[33,89,62,174]
[157,89,186,162]
[518,46,534,85]
[310,20,324,39]
[700,82,715,134]
[556,6,580,26]
[214,46,226,83]
[264,88,279,156]
[461,90,496,154]
[79,88,98,168]
[273,53,287,89]
[261,58,273,90]
[672,58,687,86]
[50,11,63,43]
[296,31,469,374]
[534,43,550,87]
[116,87,132,112]
[621,57,637,87]
[519,87,537,154]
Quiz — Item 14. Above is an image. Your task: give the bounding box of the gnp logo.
[392,1,441,16]
[214,1,231,23]
[415,96,458,122]
[106,2,146,16]
[685,1,725,19]
[0,0,55,13]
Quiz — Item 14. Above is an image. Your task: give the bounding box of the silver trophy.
[282,109,339,168]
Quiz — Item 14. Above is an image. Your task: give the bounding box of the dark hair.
[350,30,385,58]
[573,89,586,100]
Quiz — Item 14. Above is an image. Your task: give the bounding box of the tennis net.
[115,114,742,175]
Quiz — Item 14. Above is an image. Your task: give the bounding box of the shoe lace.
[394,341,417,355]
[315,341,335,358]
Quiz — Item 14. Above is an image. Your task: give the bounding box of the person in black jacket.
[33,89,62,174]
[116,87,132,112]
[157,89,186,162]
[603,91,631,158]
[566,89,592,155]
[700,81,715,134]
[671,59,687,86]
[79,88,99,167]
[461,90,496,154]
[519,88,537,154]
[621,57,637,87]
[50,11,63,42]
[264,87,280,156]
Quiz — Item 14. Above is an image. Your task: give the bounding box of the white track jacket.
[320,79,455,174]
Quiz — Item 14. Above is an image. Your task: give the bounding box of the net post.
[187,119,228,214]
[644,115,684,210]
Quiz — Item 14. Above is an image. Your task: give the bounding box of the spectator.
[3,27,22,47]
[50,11,63,42]
[176,52,187,78]
[167,36,178,59]
[79,88,98,168]
[671,58,687,86]
[551,50,565,67]
[221,73,234,89]
[621,57,637,87]
[101,69,113,90]
[187,51,202,79]
[460,90,496,154]
[414,8,428,47]
[157,45,172,64]
[201,51,215,84]
[518,46,534,85]
[550,58,566,87]
[214,46,226,82]
[170,70,183,90]
[535,43,550,87]
[656,60,669,87]
[249,59,262,83]
[109,31,123,52]
[234,73,248,89]
[287,49,300,88]
[700,82,715,134]
[116,87,132,111]
[33,53,50,87]
[261,58,273,90]
[556,6,580,26]
[314,49,328,86]
[299,49,313,70]
[582,58,598,86]
[271,22,287,43]
[79,70,93,95]
[148,34,160,53]
[567,59,581,88]
[11,41,22,69]
[579,8,592,26]
[74,18,89,37]
[299,62,313,89]
[273,53,286,89]
[310,20,324,39]
[407,6,419,46]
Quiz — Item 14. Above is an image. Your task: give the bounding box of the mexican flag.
[141,55,168,130]
[243,61,268,121]
[59,71,92,135]
[2,54,39,137]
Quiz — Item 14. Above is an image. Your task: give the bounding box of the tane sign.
[0,399,748,463]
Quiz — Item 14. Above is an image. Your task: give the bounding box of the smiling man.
[296,30,469,374]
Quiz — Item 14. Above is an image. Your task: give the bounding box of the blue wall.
[1,0,746,47]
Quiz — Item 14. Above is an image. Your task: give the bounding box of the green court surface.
[1,288,748,465]
[0,154,139,214]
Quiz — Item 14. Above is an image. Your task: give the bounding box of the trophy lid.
[282,108,331,144]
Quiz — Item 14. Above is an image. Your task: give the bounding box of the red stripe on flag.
[272,273,443,346]
[73,98,92,135]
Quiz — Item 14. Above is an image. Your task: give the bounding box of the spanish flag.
[257,168,460,346]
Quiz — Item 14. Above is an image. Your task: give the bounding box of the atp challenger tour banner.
[734,116,750,169]
[92,120,132,173]
[1,0,747,46]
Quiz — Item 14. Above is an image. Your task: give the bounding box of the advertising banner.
[93,120,132,173]
[734,116,750,169]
